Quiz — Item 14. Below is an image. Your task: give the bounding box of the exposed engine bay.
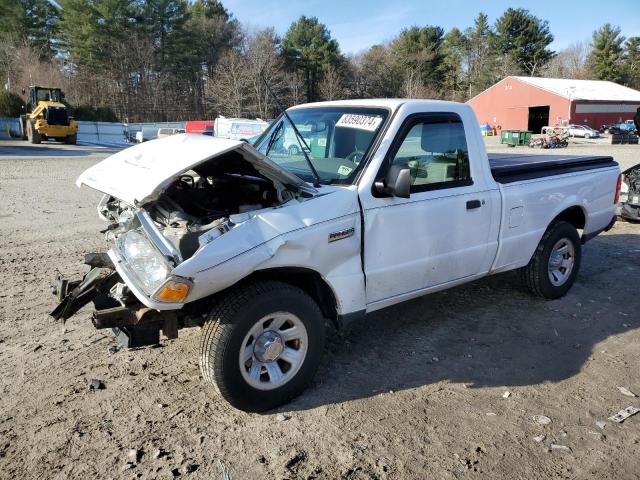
[98,150,301,260]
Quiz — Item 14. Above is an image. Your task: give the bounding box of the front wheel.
[288,145,300,155]
[27,121,41,144]
[520,221,581,299]
[199,281,325,412]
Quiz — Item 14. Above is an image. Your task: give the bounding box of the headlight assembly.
[116,229,171,294]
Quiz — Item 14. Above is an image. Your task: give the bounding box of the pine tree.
[441,27,468,100]
[622,37,640,89]
[391,25,445,91]
[0,0,60,58]
[282,16,341,102]
[587,24,625,82]
[493,8,554,76]
[464,12,497,97]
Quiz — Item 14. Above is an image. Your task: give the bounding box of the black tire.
[288,145,300,155]
[520,221,581,299]
[65,133,77,145]
[199,281,325,412]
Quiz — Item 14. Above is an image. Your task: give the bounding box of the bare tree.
[245,28,287,119]
[208,49,250,117]
[402,68,422,98]
[286,71,305,106]
[542,42,590,79]
[1,39,64,95]
[319,64,345,100]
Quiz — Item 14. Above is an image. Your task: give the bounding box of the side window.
[391,118,471,191]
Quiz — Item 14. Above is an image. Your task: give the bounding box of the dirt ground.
[1,139,639,480]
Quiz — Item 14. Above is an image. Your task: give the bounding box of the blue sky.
[223,0,640,54]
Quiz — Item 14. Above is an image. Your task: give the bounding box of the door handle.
[466,199,482,210]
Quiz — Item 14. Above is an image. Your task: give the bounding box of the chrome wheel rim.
[547,238,575,286]
[239,312,308,391]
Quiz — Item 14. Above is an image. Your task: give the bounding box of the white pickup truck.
[51,99,621,411]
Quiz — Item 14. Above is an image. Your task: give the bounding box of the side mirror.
[374,164,411,198]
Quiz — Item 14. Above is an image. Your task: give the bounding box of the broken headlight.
[116,229,171,294]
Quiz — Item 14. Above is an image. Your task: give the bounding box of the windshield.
[35,88,62,102]
[255,107,388,184]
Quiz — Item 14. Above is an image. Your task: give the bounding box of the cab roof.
[288,98,465,112]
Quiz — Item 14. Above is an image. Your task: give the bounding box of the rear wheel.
[584,133,591,139]
[65,133,77,145]
[199,281,325,412]
[521,221,581,299]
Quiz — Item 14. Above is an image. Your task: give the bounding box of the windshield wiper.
[265,120,283,156]
[261,75,322,187]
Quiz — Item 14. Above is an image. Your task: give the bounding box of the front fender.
[173,186,367,315]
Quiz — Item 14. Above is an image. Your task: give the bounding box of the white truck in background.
[51,99,621,412]
[214,116,269,141]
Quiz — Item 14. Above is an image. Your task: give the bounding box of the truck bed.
[489,153,617,184]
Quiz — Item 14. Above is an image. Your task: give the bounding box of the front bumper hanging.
[49,252,179,348]
[50,253,119,321]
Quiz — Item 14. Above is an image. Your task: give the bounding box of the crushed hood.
[76,134,312,205]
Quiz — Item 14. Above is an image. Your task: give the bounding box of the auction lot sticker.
[336,114,383,132]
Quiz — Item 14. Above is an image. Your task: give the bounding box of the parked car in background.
[609,123,637,135]
[568,125,599,139]
[157,127,185,139]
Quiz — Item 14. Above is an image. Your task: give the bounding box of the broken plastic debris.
[502,391,511,398]
[617,387,637,398]
[595,420,606,430]
[609,406,640,423]
[533,434,546,443]
[533,415,552,425]
[550,444,571,452]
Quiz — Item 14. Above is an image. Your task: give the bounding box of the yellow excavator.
[20,86,78,144]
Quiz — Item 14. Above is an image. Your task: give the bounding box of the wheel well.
[243,267,339,328]
[552,206,585,230]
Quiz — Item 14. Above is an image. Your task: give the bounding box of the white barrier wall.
[0,118,186,146]
[77,121,129,146]
[77,121,185,147]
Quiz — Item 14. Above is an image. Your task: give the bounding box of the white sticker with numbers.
[337,165,353,176]
[336,114,383,132]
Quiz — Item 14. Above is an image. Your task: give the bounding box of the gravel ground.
[0,139,639,480]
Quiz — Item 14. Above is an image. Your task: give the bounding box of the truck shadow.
[286,230,640,412]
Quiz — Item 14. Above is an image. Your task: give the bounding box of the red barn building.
[467,76,640,134]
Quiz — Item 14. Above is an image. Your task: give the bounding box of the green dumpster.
[500,130,532,146]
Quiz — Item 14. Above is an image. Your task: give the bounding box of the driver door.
[360,112,497,308]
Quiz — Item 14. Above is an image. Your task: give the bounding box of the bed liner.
[489,153,617,184]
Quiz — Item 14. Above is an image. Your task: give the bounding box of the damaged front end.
[618,163,640,221]
[50,254,178,348]
[50,134,315,347]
